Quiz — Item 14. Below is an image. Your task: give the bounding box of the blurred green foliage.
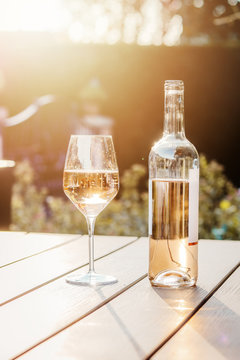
[199,155,240,240]
[10,155,240,240]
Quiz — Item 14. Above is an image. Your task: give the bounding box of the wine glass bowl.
[63,135,119,286]
[63,169,119,218]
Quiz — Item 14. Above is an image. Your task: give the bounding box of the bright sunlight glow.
[0,0,183,46]
[0,0,70,32]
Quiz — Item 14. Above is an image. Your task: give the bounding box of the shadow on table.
[153,286,240,360]
[96,288,145,359]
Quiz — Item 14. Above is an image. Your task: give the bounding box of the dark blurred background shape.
[74,78,114,136]
[1,44,240,191]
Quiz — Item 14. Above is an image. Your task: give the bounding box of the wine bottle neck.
[163,81,185,138]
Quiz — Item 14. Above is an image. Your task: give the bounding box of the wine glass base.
[66,271,118,286]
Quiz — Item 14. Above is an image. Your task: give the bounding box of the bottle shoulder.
[149,136,199,161]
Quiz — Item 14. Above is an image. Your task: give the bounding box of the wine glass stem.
[87,216,96,273]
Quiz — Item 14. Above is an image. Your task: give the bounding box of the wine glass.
[63,135,119,286]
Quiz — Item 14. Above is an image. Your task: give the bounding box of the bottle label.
[149,170,199,244]
[188,168,199,246]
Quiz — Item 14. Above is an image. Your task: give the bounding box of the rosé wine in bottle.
[149,80,199,288]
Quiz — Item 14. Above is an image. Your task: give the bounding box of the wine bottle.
[148,80,199,288]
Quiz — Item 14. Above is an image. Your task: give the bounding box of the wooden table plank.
[17,240,240,360]
[152,266,240,360]
[0,232,80,268]
[0,235,136,305]
[0,237,147,359]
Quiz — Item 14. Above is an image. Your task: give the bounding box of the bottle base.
[150,270,196,288]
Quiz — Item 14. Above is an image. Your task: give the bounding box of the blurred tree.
[0,0,238,45]
[168,0,240,45]
[64,0,240,45]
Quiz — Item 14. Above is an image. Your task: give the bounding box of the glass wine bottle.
[148,80,199,288]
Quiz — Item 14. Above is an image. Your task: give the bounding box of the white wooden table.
[0,232,239,359]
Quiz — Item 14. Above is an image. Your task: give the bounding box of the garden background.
[0,0,239,239]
